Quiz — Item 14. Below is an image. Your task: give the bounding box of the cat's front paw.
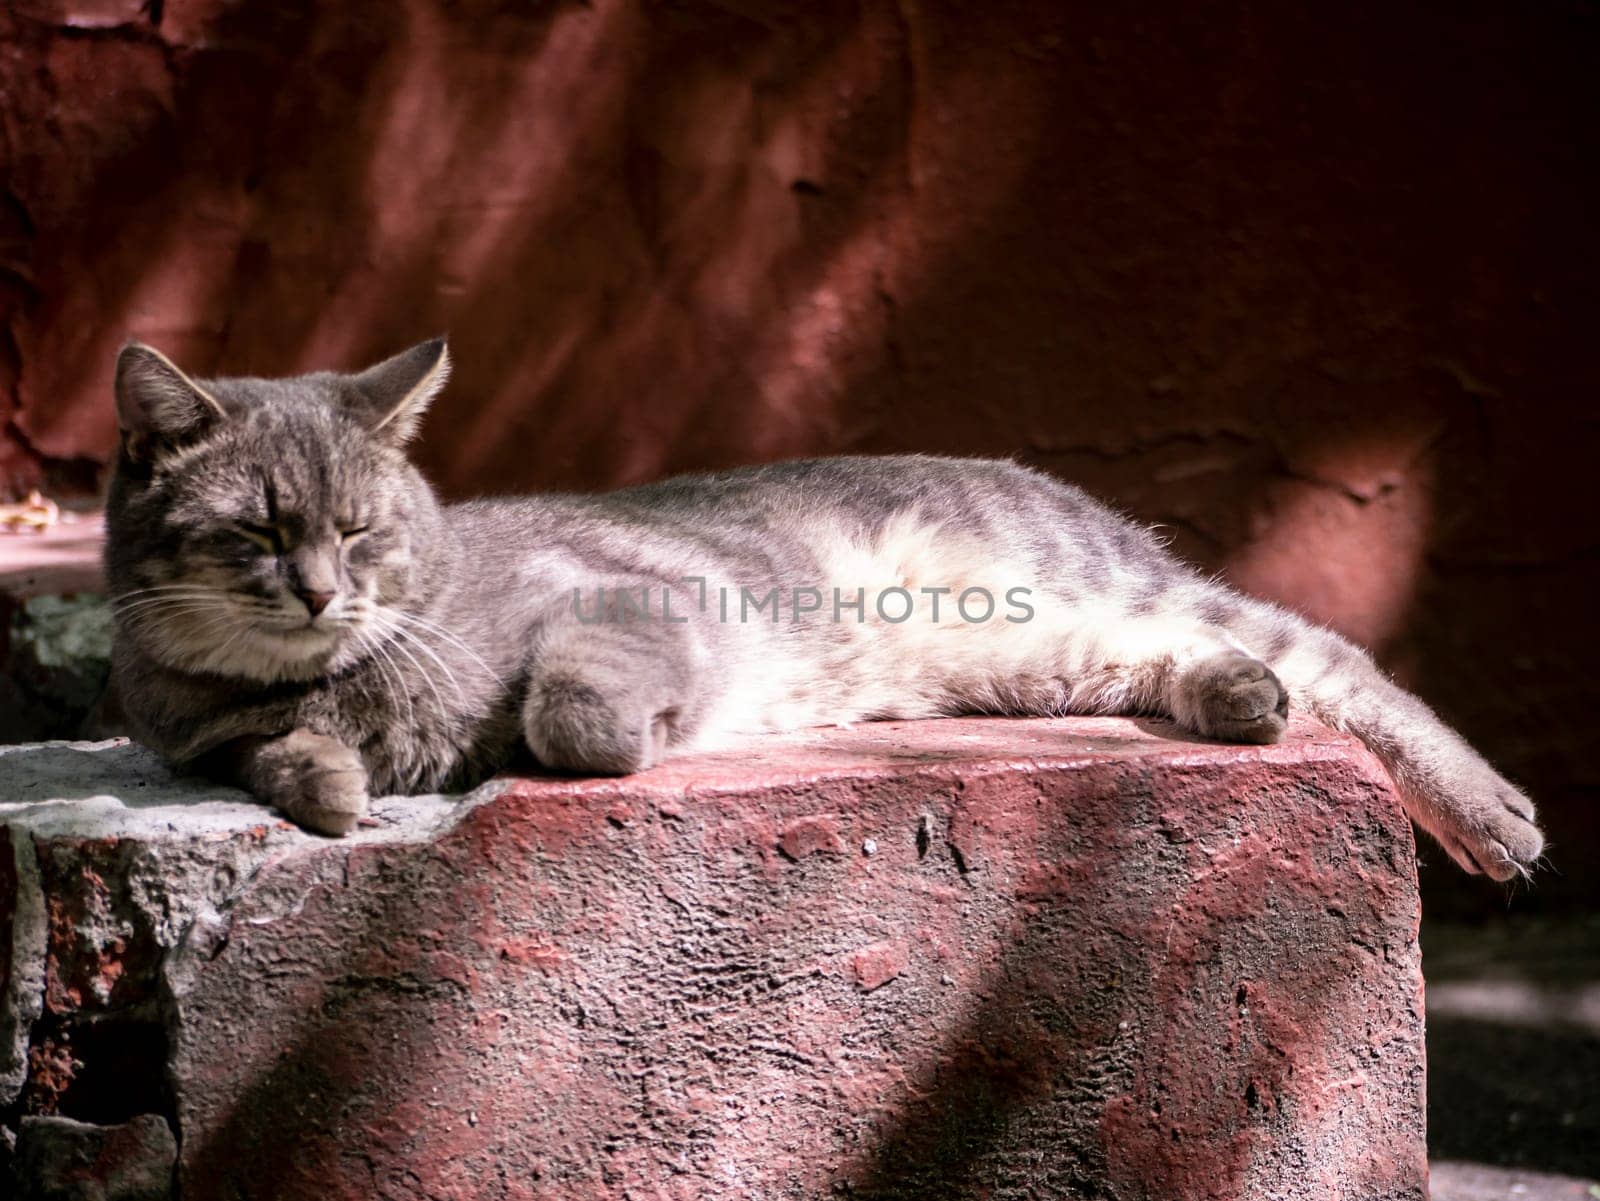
[524,674,676,775]
[1430,774,1544,882]
[269,729,370,836]
[1174,652,1289,745]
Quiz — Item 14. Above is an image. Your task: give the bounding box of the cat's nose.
[295,588,336,617]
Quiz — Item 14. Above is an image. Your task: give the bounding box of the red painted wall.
[2,0,1595,911]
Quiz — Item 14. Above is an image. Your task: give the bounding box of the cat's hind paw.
[1174,652,1289,745]
[524,674,676,775]
[1432,780,1545,882]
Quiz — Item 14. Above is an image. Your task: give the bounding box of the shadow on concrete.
[166,756,1423,1198]
[1422,918,1600,1181]
[1428,1015,1600,1180]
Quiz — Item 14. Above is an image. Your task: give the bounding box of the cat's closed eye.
[233,522,282,553]
[339,525,370,541]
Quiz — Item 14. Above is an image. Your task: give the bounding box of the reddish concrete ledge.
[0,716,1426,1200]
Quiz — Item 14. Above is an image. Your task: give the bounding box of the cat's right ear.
[114,342,227,459]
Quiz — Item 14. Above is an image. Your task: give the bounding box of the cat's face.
[105,340,451,683]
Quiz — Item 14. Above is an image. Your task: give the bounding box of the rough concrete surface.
[14,1112,177,1201]
[1,716,1426,1199]
[1430,1162,1600,1201]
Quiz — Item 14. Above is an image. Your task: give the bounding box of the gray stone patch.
[0,738,496,1118]
[0,595,113,745]
[13,1113,176,1201]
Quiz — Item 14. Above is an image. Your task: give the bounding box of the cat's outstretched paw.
[1430,777,1544,882]
[272,729,370,836]
[1175,652,1289,745]
[524,674,676,775]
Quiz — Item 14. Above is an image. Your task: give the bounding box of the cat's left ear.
[348,336,451,447]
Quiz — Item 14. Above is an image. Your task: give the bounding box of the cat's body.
[104,339,1544,882]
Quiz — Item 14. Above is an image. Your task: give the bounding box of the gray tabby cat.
[103,338,1543,881]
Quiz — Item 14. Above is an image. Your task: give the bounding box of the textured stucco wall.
[1,1,1595,912]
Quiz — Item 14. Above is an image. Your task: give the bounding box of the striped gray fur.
[103,339,1543,881]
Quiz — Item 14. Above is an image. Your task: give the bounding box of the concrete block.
[0,717,1426,1199]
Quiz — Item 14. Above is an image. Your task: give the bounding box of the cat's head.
[104,338,452,683]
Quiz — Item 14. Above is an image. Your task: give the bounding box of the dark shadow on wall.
[4,1,338,462]
[3,0,598,462]
[3,0,919,493]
